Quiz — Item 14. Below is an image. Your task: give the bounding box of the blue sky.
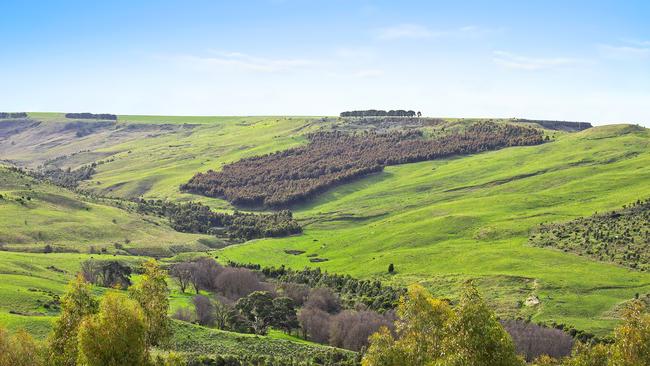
[1,0,649,125]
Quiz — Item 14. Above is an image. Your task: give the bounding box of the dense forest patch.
[182,122,544,207]
[64,112,117,120]
[0,112,28,119]
[529,198,650,270]
[135,199,302,241]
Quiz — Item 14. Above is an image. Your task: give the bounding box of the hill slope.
[0,166,210,254]
[218,124,650,335]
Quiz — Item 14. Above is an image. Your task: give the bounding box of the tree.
[236,291,275,334]
[169,262,194,293]
[362,284,452,366]
[388,263,395,274]
[304,287,341,314]
[193,295,216,326]
[437,282,524,366]
[271,296,298,334]
[563,342,609,366]
[0,327,47,366]
[77,292,149,366]
[49,274,99,366]
[129,260,171,347]
[610,300,650,366]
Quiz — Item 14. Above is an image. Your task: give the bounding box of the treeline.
[230,263,405,312]
[64,112,118,120]
[182,122,544,207]
[0,112,28,118]
[530,198,650,271]
[340,110,419,117]
[135,199,302,241]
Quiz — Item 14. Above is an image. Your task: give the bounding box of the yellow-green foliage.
[362,284,452,366]
[0,327,47,366]
[49,275,99,366]
[363,283,523,366]
[77,292,149,366]
[129,260,171,347]
[610,300,650,366]
[437,282,524,366]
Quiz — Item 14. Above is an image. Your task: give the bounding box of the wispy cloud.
[598,41,650,59]
[492,51,583,70]
[175,52,313,73]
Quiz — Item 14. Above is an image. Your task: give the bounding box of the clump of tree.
[182,122,544,207]
[362,283,525,366]
[64,112,118,120]
[0,112,28,118]
[0,327,48,366]
[340,110,418,117]
[34,164,96,188]
[136,199,302,241]
[80,259,132,288]
[502,320,574,361]
[230,263,406,312]
[530,198,650,271]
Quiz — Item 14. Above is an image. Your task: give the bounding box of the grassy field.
[218,124,650,336]
[2,114,649,338]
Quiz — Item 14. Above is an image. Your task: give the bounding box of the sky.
[1,0,649,125]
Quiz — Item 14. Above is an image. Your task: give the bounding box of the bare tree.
[193,295,215,326]
[298,307,331,343]
[170,262,194,293]
[329,310,394,351]
[215,267,264,300]
[277,282,310,306]
[304,287,341,314]
[502,320,574,361]
[172,307,193,322]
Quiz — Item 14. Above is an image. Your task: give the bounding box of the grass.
[169,320,356,363]
[3,114,650,339]
[0,166,210,253]
[217,124,650,336]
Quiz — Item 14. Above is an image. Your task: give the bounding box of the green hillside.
[0,165,210,254]
[218,124,650,335]
[2,114,649,340]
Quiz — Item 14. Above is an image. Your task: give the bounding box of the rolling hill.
[1,113,649,341]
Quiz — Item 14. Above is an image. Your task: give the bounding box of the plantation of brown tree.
[182,122,544,207]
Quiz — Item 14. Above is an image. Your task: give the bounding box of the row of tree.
[136,199,302,241]
[0,112,28,118]
[182,122,545,207]
[340,110,420,117]
[64,112,118,120]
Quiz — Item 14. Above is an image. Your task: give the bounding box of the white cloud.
[492,51,583,70]
[175,52,313,73]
